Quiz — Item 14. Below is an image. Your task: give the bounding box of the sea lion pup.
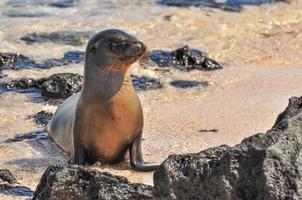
[48,29,159,171]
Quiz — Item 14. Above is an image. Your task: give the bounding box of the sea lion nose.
[134,41,146,51]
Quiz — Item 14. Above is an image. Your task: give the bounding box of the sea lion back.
[49,92,80,154]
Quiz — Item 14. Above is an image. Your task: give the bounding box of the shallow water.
[1,0,302,198]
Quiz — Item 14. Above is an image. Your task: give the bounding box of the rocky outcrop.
[39,73,83,99]
[6,73,83,99]
[274,96,302,127]
[149,45,222,71]
[32,165,154,200]
[153,96,302,200]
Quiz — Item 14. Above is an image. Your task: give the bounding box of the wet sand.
[1,0,302,199]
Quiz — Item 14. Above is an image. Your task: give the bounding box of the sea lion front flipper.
[129,134,159,172]
[71,141,87,165]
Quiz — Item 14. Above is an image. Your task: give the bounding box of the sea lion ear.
[89,45,96,55]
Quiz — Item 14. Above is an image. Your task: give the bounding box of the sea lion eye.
[90,46,96,55]
[111,42,118,51]
[120,42,129,48]
[110,40,129,51]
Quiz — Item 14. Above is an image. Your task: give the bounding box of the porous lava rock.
[154,96,302,200]
[149,45,222,71]
[6,73,83,99]
[0,53,36,70]
[33,165,154,200]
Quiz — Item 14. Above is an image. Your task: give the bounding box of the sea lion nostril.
[134,41,146,51]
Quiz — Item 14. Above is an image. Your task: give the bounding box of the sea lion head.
[82,29,147,98]
[85,29,147,74]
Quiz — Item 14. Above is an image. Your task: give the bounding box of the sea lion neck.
[80,61,128,102]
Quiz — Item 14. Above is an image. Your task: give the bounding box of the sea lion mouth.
[118,40,147,62]
[120,51,147,64]
[97,51,146,77]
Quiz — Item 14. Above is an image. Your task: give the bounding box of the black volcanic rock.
[42,51,85,68]
[0,169,17,184]
[0,53,36,70]
[39,73,83,98]
[0,169,33,197]
[33,165,154,200]
[6,73,83,100]
[149,45,222,71]
[153,96,302,200]
[28,111,54,127]
[21,31,91,46]
[131,75,163,91]
[273,96,302,127]
[6,78,38,89]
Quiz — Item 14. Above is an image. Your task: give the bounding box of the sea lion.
[48,29,159,171]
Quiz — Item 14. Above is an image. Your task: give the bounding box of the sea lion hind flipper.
[129,135,159,172]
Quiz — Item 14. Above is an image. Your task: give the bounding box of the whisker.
[98,56,121,81]
[97,58,115,77]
